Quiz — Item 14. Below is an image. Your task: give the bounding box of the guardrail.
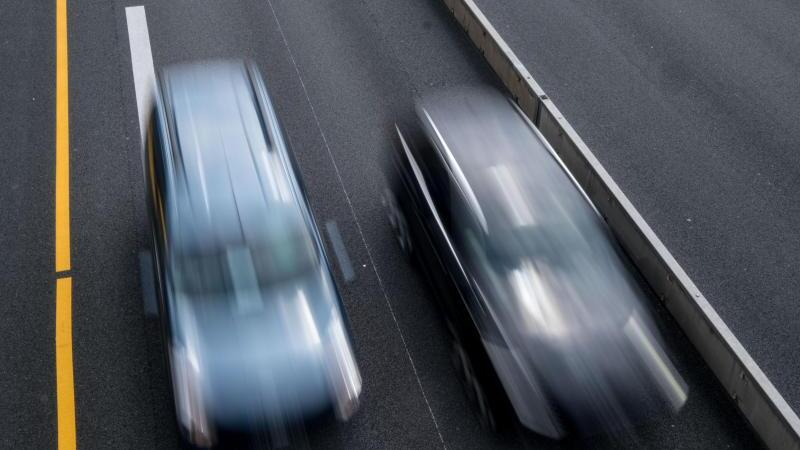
[441,0,800,448]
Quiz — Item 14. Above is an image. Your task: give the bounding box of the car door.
[394,122,482,333]
[147,87,178,333]
[418,139,485,328]
[392,124,441,271]
[448,198,501,342]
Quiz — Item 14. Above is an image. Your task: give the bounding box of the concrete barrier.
[441,0,800,448]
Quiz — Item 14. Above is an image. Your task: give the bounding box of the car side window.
[152,113,168,202]
[419,140,452,228]
[450,192,473,252]
[147,106,171,251]
[450,187,487,277]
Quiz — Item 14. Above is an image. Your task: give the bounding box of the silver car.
[145,60,361,447]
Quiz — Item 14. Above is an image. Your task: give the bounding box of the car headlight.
[171,343,216,447]
[623,313,688,412]
[324,312,362,421]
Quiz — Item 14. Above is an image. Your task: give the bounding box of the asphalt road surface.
[1,2,58,449]
[476,0,800,420]
[1,0,769,448]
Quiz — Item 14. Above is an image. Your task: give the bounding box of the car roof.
[417,86,549,172]
[417,86,573,233]
[160,61,305,254]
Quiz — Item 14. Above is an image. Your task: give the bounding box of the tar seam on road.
[55,0,76,448]
[265,1,446,446]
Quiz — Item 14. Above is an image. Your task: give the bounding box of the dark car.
[385,86,687,438]
[144,60,361,447]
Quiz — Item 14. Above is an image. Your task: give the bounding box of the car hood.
[174,270,344,424]
[479,262,687,436]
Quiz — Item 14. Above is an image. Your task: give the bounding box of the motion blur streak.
[147,61,361,447]
[390,86,688,439]
[435,87,686,435]
[625,314,688,411]
[430,87,688,435]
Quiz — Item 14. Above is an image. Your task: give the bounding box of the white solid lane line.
[125,5,156,148]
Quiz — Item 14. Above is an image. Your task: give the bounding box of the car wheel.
[451,337,497,431]
[382,189,413,256]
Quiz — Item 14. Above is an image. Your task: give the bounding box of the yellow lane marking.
[55,0,76,448]
[55,0,70,272]
[56,277,76,450]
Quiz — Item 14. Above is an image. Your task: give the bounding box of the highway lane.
[474,0,800,418]
[121,1,501,447]
[1,0,762,448]
[68,1,177,448]
[0,2,57,449]
[238,1,756,448]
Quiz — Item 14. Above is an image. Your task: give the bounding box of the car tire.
[450,335,497,431]
[382,188,413,257]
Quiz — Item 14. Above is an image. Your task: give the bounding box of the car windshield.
[465,159,604,266]
[486,221,592,269]
[457,159,638,332]
[175,227,319,298]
